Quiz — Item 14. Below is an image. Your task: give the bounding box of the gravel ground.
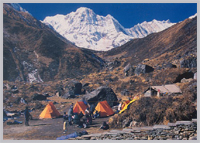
[3,113,111,140]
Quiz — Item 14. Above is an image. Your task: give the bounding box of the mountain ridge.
[42,7,175,51]
[103,15,197,68]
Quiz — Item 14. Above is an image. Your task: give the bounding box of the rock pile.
[74,119,197,140]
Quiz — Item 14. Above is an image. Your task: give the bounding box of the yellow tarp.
[121,100,130,110]
[119,96,140,114]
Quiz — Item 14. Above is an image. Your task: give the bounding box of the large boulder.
[180,57,197,68]
[32,93,47,100]
[74,82,82,95]
[66,81,83,95]
[10,85,19,94]
[62,81,84,99]
[124,63,134,76]
[83,86,118,107]
[156,63,176,70]
[62,90,75,99]
[135,64,154,75]
[165,63,177,68]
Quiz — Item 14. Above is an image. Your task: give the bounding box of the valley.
[3,3,197,140]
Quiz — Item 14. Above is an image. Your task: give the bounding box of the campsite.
[3,95,112,140]
[3,78,197,140]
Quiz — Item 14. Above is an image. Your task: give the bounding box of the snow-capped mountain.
[42,7,175,51]
[189,13,197,19]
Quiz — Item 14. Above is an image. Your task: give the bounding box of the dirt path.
[3,96,114,140]
[3,115,111,140]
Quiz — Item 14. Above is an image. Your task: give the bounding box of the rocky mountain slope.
[42,7,175,51]
[3,3,104,82]
[103,15,197,68]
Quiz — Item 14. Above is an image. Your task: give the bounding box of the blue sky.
[19,3,197,28]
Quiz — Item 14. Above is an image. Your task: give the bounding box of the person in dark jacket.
[70,103,74,109]
[84,113,92,125]
[73,113,80,125]
[100,121,109,130]
[72,113,84,128]
[68,106,74,125]
[24,106,31,126]
[89,104,95,118]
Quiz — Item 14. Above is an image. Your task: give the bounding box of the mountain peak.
[152,19,158,22]
[42,7,175,51]
[76,7,94,13]
[106,14,113,18]
[189,13,197,19]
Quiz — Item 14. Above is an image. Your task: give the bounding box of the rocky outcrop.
[74,120,197,140]
[32,93,47,100]
[180,57,197,68]
[135,64,154,75]
[62,81,85,99]
[83,86,118,107]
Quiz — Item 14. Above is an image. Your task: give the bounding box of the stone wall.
[72,119,197,140]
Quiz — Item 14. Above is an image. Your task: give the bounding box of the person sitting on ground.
[72,113,84,128]
[24,106,31,126]
[78,112,84,119]
[100,121,109,130]
[73,113,80,125]
[93,111,100,119]
[84,113,92,125]
[63,112,68,133]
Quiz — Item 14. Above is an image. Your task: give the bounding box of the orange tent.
[39,102,61,119]
[95,101,114,117]
[73,101,89,115]
[121,100,130,110]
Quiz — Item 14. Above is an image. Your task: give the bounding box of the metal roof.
[151,84,182,94]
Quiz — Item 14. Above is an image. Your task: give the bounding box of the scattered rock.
[10,85,18,93]
[75,119,197,140]
[193,72,197,79]
[165,63,177,68]
[124,63,134,76]
[135,64,154,75]
[180,57,197,68]
[181,78,193,83]
[32,93,47,100]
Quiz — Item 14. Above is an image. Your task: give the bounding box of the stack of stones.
[73,119,197,140]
